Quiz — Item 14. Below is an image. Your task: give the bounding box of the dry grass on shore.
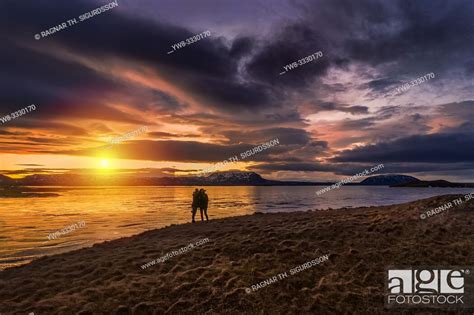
[0,194,473,314]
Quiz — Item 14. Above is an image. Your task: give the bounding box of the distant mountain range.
[0,175,14,185]
[0,171,305,186]
[0,171,471,187]
[360,174,474,187]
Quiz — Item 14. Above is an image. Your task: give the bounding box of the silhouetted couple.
[192,188,209,223]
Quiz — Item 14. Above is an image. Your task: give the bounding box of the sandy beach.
[0,194,473,314]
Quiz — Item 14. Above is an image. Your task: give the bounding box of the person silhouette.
[198,188,209,221]
[191,188,199,223]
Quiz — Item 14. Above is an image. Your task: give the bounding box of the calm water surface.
[0,186,472,270]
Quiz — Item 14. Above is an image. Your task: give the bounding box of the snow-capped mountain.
[204,171,268,185]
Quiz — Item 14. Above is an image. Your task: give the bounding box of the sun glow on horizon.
[100,159,110,168]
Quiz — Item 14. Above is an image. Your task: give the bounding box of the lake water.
[0,185,472,270]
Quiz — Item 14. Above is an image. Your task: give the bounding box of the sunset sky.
[0,0,473,181]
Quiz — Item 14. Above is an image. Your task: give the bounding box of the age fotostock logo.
[386,267,474,309]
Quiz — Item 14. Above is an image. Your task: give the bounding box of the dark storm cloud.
[334,106,432,142]
[56,139,287,163]
[2,0,471,116]
[9,121,89,136]
[199,127,330,162]
[304,102,369,115]
[259,111,305,125]
[148,131,201,139]
[375,106,402,120]
[438,101,474,132]
[221,128,311,145]
[344,0,474,95]
[337,117,378,131]
[0,0,274,116]
[173,110,306,134]
[344,0,474,68]
[332,132,474,164]
[251,162,333,173]
[289,0,474,100]
[0,38,175,125]
[246,23,331,88]
[366,78,400,93]
[229,36,254,58]
[0,43,104,108]
[465,60,474,76]
[149,89,188,112]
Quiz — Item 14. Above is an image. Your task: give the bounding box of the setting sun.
[100,159,110,168]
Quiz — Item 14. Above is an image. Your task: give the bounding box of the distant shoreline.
[2,171,473,188]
